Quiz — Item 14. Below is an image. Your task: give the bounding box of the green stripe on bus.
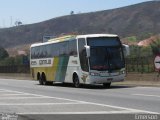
[52,57,59,81]
[55,56,69,82]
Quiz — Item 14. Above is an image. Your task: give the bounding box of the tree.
[150,38,160,55]
[15,21,22,26]
[70,11,74,15]
[0,46,9,61]
[127,36,137,42]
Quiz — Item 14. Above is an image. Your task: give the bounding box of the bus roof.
[76,34,118,39]
[31,34,118,48]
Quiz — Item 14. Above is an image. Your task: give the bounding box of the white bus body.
[30,34,127,87]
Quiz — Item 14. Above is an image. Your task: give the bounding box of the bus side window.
[35,47,40,59]
[51,43,59,57]
[46,44,52,58]
[31,47,35,59]
[69,39,77,56]
[59,41,69,56]
[39,45,45,58]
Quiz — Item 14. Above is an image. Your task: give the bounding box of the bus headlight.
[120,70,125,74]
[90,72,100,76]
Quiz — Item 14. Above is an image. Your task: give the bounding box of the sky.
[0,0,151,28]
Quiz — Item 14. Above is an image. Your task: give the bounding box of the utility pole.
[2,19,5,28]
[10,16,13,27]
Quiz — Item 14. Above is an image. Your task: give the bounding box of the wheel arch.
[72,71,81,83]
[73,72,78,81]
[41,72,46,81]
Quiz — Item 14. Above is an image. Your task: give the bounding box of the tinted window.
[31,40,77,59]
[31,47,35,59]
[89,46,125,71]
[59,41,69,56]
[51,43,59,57]
[35,47,40,58]
[46,44,52,57]
[69,39,77,56]
[39,45,46,58]
[87,37,121,47]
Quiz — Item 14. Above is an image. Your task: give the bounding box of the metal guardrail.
[0,65,30,73]
[125,56,155,73]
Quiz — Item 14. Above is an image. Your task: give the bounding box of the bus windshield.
[87,37,125,71]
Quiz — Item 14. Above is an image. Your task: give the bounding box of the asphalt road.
[0,78,160,120]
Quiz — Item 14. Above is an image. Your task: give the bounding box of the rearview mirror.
[85,45,90,58]
[122,44,130,56]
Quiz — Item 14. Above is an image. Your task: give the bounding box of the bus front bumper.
[85,74,125,84]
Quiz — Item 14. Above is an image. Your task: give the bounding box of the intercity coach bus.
[30,34,129,88]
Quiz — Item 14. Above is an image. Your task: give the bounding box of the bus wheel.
[103,82,111,88]
[41,73,47,85]
[37,73,43,85]
[73,74,80,88]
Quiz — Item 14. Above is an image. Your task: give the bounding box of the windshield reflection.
[90,47,125,71]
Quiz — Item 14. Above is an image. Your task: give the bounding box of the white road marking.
[18,110,149,115]
[0,102,83,106]
[0,89,28,94]
[0,97,49,99]
[0,88,159,114]
[0,89,86,103]
[80,101,159,114]
[0,91,9,92]
[0,94,29,96]
[133,94,160,98]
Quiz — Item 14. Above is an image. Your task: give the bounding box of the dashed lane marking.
[133,94,160,98]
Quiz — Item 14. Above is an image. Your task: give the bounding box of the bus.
[30,34,129,88]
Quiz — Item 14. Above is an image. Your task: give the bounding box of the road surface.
[0,78,159,120]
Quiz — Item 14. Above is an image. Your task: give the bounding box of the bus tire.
[73,74,80,88]
[103,82,111,88]
[37,73,43,85]
[41,73,47,85]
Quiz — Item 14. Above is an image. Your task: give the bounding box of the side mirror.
[122,44,130,56]
[85,45,90,58]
